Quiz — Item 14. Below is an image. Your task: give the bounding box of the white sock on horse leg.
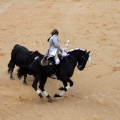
[43,91,49,97]
[66,85,71,90]
[36,89,41,94]
[59,91,65,96]
[59,85,71,96]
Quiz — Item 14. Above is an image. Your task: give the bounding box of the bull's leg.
[10,64,15,80]
[39,73,52,102]
[23,74,27,85]
[8,68,11,73]
[54,76,74,97]
[32,74,43,99]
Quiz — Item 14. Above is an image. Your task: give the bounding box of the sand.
[0,0,120,120]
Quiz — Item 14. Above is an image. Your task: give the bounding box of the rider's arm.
[52,37,63,52]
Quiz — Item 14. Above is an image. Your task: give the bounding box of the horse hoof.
[54,94,61,97]
[59,87,64,90]
[23,82,27,85]
[10,77,15,80]
[39,93,43,99]
[48,97,52,102]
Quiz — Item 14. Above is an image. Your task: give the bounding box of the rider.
[41,29,66,78]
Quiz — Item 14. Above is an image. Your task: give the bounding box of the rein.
[69,54,77,63]
[65,54,77,69]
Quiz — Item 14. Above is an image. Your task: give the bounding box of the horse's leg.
[59,80,67,90]
[23,74,27,85]
[39,73,52,102]
[54,76,74,97]
[32,74,43,99]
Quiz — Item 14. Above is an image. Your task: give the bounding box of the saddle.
[41,54,62,66]
[41,57,49,66]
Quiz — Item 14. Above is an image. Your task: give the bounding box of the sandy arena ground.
[0,0,120,120]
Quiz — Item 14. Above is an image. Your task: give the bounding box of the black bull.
[8,44,41,84]
[17,48,90,102]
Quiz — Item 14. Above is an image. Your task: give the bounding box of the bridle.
[69,54,77,63]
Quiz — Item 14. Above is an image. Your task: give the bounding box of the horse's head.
[77,50,90,71]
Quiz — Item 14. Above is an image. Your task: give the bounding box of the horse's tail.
[17,65,29,79]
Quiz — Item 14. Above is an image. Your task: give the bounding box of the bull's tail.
[7,60,15,73]
[8,44,19,73]
[17,65,30,79]
[8,60,11,68]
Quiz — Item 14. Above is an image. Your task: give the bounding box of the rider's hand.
[62,48,67,57]
[62,48,67,53]
[64,49,67,52]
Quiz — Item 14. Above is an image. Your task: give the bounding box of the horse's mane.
[67,48,86,54]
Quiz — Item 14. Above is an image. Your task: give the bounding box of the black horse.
[8,44,41,84]
[17,48,90,101]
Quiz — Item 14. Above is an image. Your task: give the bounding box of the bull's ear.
[88,51,90,54]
